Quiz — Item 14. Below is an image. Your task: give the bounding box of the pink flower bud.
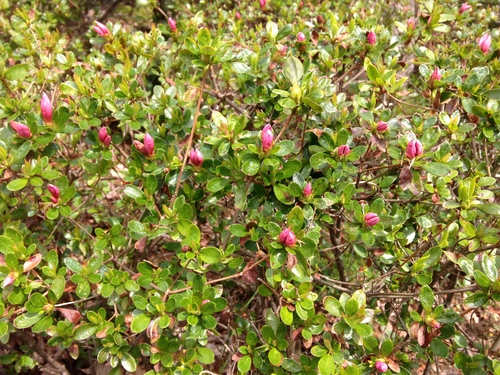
[168,17,177,32]
[261,124,274,152]
[297,32,306,42]
[144,133,155,157]
[189,148,203,167]
[478,34,491,54]
[133,140,147,155]
[10,121,31,138]
[364,212,380,227]
[47,184,60,200]
[377,121,388,132]
[430,67,441,83]
[236,11,241,20]
[406,139,423,159]
[260,0,267,9]
[41,93,53,123]
[3,272,16,288]
[279,228,296,247]
[367,31,376,45]
[375,361,388,373]
[459,2,471,14]
[407,17,416,31]
[279,44,287,56]
[98,127,111,146]
[303,182,312,197]
[93,21,109,36]
[337,144,351,156]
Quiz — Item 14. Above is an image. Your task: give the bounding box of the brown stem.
[170,71,208,208]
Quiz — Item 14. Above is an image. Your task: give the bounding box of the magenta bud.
[99,128,112,146]
[189,148,204,167]
[144,133,155,157]
[297,32,306,42]
[236,11,241,20]
[478,34,491,54]
[375,361,388,373]
[337,144,351,156]
[260,0,267,9]
[406,139,423,159]
[459,2,471,14]
[168,17,177,32]
[41,93,53,123]
[430,67,441,83]
[364,212,380,227]
[261,124,274,152]
[377,121,388,132]
[10,121,32,138]
[407,17,416,31]
[303,182,312,197]
[3,272,16,288]
[367,30,376,45]
[47,184,60,200]
[93,21,109,36]
[279,228,296,247]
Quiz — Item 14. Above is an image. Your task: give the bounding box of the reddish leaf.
[56,308,82,324]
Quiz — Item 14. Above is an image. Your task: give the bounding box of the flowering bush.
[1,0,500,374]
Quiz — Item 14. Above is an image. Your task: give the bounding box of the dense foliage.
[1,0,500,374]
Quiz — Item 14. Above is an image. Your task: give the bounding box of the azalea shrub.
[1,0,500,374]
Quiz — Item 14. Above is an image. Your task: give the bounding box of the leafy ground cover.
[1,0,500,374]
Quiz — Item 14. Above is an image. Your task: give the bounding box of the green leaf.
[238,355,252,373]
[64,258,82,273]
[199,246,221,264]
[365,59,379,82]
[6,178,28,191]
[482,256,498,283]
[420,285,434,312]
[283,56,303,85]
[473,203,500,216]
[13,313,43,329]
[430,339,449,358]
[120,352,137,372]
[131,314,151,333]
[280,306,293,325]
[272,140,295,156]
[242,159,260,176]
[423,162,452,177]
[229,224,248,237]
[123,185,144,200]
[32,315,53,333]
[73,323,98,340]
[473,270,491,289]
[197,27,211,47]
[268,347,283,366]
[318,354,336,375]
[197,347,215,364]
[483,88,500,100]
[323,296,343,316]
[232,62,251,74]
[344,298,358,316]
[287,206,304,233]
[182,223,201,250]
[206,177,229,193]
[4,64,30,80]
[380,339,394,357]
[273,184,295,205]
[51,276,66,300]
[464,292,489,308]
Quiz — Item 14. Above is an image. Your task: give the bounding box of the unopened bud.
[459,2,471,14]
[364,212,380,227]
[10,121,32,138]
[93,21,109,36]
[478,34,491,54]
[279,228,296,247]
[47,184,60,200]
[261,124,274,152]
[189,149,203,167]
[41,93,53,124]
[367,31,376,45]
[144,133,155,157]
[430,67,441,84]
[303,182,312,197]
[297,32,306,43]
[375,361,388,373]
[168,17,177,32]
[376,121,388,132]
[337,144,351,156]
[406,139,423,159]
[260,0,267,9]
[98,127,111,146]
